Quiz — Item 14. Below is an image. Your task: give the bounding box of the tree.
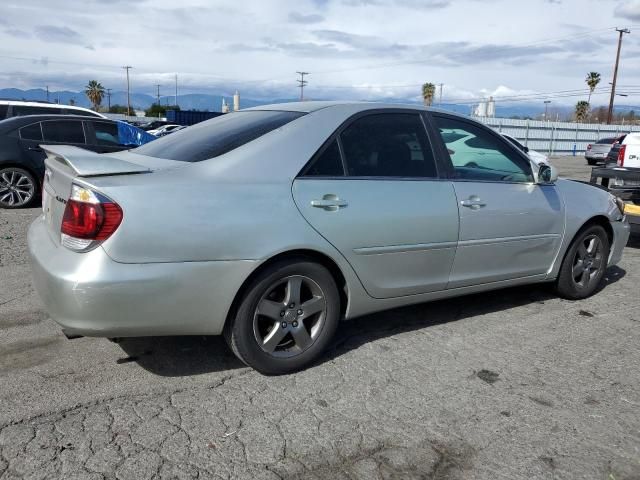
[575,101,590,122]
[144,103,180,117]
[84,80,105,111]
[108,104,130,114]
[422,83,436,106]
[585,72,601,104]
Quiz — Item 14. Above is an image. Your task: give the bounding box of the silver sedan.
[28,102,630,374]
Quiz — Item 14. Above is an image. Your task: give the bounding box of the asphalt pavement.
[1,155,639,479]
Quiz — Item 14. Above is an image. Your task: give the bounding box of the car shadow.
[117,266,626,377]
[626,233,640,249]
[116,335,245,376]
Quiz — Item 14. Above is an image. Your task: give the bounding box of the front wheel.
[0,167,38,208]
[225,258,340,375]
[554,225,610,300]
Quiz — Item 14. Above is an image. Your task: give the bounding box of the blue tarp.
[116,121,156,146]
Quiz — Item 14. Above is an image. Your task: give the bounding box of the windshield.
[134,110,305,162]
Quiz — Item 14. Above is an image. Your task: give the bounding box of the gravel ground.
[0,155,639,479]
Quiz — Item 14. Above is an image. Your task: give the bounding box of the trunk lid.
[41,145,153,245]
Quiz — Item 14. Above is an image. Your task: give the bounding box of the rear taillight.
[587,144,592,151]
[617,144,627,167]
[61,184,122,251]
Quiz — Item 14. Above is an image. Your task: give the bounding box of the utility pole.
[46,85,49,102]
[438,83,444,106]
[174,74,178,108]
[106,88,112,110]
[296,71,309,101]
[122,65,132,116]
[607,28,630,125]
[156,84,161,105]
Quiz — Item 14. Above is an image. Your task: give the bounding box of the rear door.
[41,119,88,150]
[430,113,564,288]
[293,111,459,299]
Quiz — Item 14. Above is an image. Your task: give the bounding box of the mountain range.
[0,88,628,119]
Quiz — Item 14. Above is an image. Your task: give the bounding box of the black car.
[0,115,134,208]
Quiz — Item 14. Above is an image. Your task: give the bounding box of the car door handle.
[28,147,43,152]
[311,195,348,211]
[460,197,486,209]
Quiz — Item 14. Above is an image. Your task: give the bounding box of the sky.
[1,0,640,108]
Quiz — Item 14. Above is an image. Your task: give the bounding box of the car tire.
[554,224,610,300]
[586,159,597,166]
[0,167,38,209]
[224,258,340,375]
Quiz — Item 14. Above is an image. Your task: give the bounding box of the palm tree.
[575,100,590,122]
[85,80,105,111]
[422,83,436,106]
[585,72,601,104]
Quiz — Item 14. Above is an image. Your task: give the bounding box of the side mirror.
[538,164,558,184]
[523,146,529,153]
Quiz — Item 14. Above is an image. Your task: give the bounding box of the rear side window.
[20,123,43,141]
[0,105,8,119]
[134,111,305,162]
[305,140,344,176]
[92,121,120,145]
[339,113,437,178]
[13,105,62,116]
[63,108,101,118]
[42,120,85,144]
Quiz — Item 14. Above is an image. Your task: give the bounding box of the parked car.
[0,115,155,208]
[501,134,550,166]
[28,102,630,374]
[139,120,170,131]
[148,124,184,136]
[586,136,624,165]
[0,100,106,120]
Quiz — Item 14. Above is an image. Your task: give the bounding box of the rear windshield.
[596,137,617,144]
[134,111,305,162]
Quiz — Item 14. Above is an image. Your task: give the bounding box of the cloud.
[34,25,83,44]
[342,0,451,7]
[288,11,325,23]
[4,28,31,39]
[615,1,640,20]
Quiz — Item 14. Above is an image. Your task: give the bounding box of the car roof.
[242,100,461,116]
[0,114,115,134]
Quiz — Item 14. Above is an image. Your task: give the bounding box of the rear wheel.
[225,258,340,375]
[0,167,37,208]
[555,224,610,300]
[586,159,597,166]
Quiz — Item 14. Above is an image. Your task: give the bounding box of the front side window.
[433,116,533,183]
[19,122,43,141]
[92,121,120,146]
[42,120,85,144]
[135,111,305,162]
[339,113,437,178]
[0,105,8,119]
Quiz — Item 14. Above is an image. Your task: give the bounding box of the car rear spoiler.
[41,145,151,177]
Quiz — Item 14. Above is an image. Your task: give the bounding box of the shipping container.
[165,110,224,126]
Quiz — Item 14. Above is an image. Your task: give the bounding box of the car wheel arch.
[0,161,40,182]
[224,249,349,331]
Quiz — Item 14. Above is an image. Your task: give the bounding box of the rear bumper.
[28,216,257,337]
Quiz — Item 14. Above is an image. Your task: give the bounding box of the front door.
[430,114,564,288]
[293,112,459,299]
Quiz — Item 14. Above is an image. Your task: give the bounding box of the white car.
[0,100,106,119]
[148,124,183,136]
[612,132,640,169]
[502,134,550,166]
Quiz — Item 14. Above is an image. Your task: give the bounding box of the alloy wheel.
[571,234,604,290]
[252,275,327,358]
[0,169,35,207]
